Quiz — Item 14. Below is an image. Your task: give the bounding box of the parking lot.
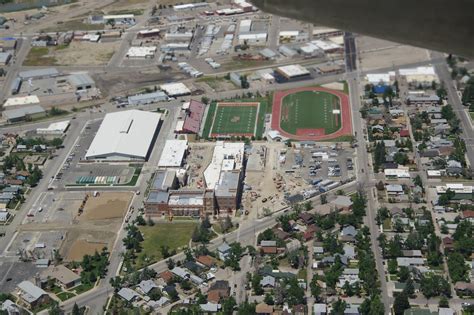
[53,119,137,187]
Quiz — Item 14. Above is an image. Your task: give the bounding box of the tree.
[264,293,274,305]
[420,273,451,298]
[447,252,469,282]
[72,303,80,315]
[252,274,263,295]
[398,266,410,283]
[331,299,347,315]
[237,302,256,314]
[320,194,327,204]
[201,96,210,104]
[310,275,322,300]
[221,297,236,315]
[393,292,410,315]
[135,215,146,226]
[439,296,449,308]
[109,276,122,292]
[388,259,398,274]
[166,258,175,269]
[49,302,62,315]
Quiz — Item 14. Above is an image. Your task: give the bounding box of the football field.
[279,90,341,136]
[210,102,260,137]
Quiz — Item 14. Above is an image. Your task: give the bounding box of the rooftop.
[276,64,310,78]
[158,140,188,168]
[204,142,244,190]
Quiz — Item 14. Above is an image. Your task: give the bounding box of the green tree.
[393,292,410,315]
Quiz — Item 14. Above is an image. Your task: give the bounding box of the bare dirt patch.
[65,238,109,261]
[53,41,119,66]
[80,192,132,221]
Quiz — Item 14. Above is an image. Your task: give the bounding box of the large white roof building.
[85,110,161,161]
[158,140,188,168]
[160,83,191,97]
[204,141,244,190]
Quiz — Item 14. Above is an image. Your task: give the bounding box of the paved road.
[432,51,474,167]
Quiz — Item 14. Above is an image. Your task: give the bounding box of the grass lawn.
[297,268,307,280]
[211,104,258,136]
[383,218,392,231]
[137,223,197,268]
[280,90,341,135]
[57,291,76,301]
[196,76,222,90]
[73,282,94,295]
[107,9,144,15]
[222,59,274,71]
[23,47,57,66]
[470,112,474,121]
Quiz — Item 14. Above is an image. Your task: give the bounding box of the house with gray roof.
[260,275,276,288]
[313,303,327,315]
[17,281,50,308]
[138,280,158,294]
[217,242,231,260]
[171,267,190,279]
[117,288,139,302]
[200,302,221,312]
[341,225,357,237]
[3,105,46,123]
[343,244,356,259]
[397,257,425,267]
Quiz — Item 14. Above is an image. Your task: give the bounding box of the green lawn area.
[136,223,197,268]
[196,77,222,90]
[73,282,94,295]
[202,96,270,139]
[57,291,76,301]
[211,104,258,136]
[470,112,474,121]
[222,59,274,71]
[297,268,307,280]
[280,90,341,135]
[107,9,144,15]
[23,47,58,66]
[383,218,392,231]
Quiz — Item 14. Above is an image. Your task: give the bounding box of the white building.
[160,82,191,97]
[85,110,161,161]
[238,33,267,45]
[399,66,439,84]
[204,141,244,189]
[384,167,410,179]
[126,46,157,59]
[158,140,188,168]
[4,95,40,108]
[37,121,70,135]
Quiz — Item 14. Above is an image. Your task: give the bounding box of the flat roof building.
[128,91,168,105]
[85,110,161,161]
[160,82,191,97]
[37,120,70,135]
[274,64,311,82]
[3,105,45,123]
[18,68,59,80]
[204,142,244,190]
[0,52,11,65]
[158,140,188,168]
[4,95,40,108]
[126,46,157,59]
[182,99,205,134]
[67,73,95,91]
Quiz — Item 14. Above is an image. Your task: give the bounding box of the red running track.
[271,86,352,141]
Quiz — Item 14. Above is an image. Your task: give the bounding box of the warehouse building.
[126,46,157,59]
[137,29,161,38]
[85,110,161,161]
[238,33,267,45]
[279,31,299,43]
[37,121,70,135]
[67,73,95,91]
[102,14,136,25]
[274,64,311,83]
[3,95,40,108]
[3,105,46,123]
[128,91,168,105]
[18,68,59,80]
[399,66,439,86]
[160,82,191,97]
[0,51,11,65]
[158,140,188,168]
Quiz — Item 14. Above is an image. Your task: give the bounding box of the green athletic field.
[210,103,259,136]
[280,90,341,135]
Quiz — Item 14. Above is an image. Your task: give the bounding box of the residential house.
[117,288,139,302]
[402,250,422,258]
[256,303,274,315]
[454,282,474,296]
[171,267,190,279]
[196,255,215,269]
[17,281,50,309]
[446,160,463,176]
[386,184,404,196]
[138,280,158,295]
[331,196,353,211]
[200,302,221,313]
[160,270,174,284]
[341,225,357,237]
[217,242,231,260]
[260,275,276,290]
[343,244,356,260]
[314,303,327,315]
[207,281,230,303]
[442,237,454,252]
[396,257,425,267]
[299,212,314,225]
[260,240,278,254]
[286,239,302,253]
[41,265,81,289]
[461,210,474,223]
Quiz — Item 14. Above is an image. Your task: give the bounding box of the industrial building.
[128,91,168,106]
[3,105,46,123]
[18,68,59,80]
[158,140,188,168]
[102,14,136,25]
[173,2,209,11]
[160,82,191,97]
[238,33,267,45]
[126,46,157,59]
[0,51,11,65]
[274,64,311,83]
[399,66,439,85]
[146,189,215,218]
[37,120,70,135]
[279,31,299,43]
[67,73,95,91]
[137,29,161,38]
[85,110,162,161]
[3,95,40,107]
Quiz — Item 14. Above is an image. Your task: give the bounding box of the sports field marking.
[209,102,260,137]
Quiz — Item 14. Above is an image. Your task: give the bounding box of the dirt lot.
[63,231,111,261]
[54,41,119,66]
[357,36,429,71]
[80,192,133,221]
